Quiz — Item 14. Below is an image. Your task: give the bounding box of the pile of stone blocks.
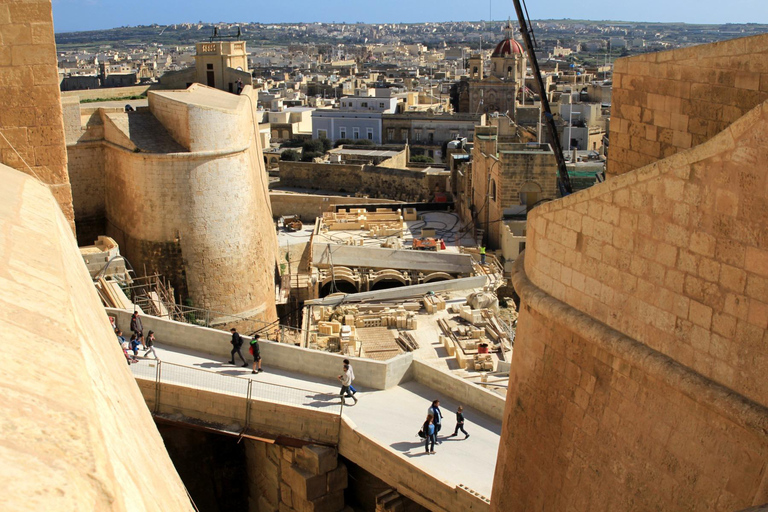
[474,353,494,371]
[248,441,349,512]
[422,294,446,314]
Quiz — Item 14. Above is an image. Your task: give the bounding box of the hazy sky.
[52,0,768,33]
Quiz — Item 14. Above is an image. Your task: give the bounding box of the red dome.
[491,38,524,57]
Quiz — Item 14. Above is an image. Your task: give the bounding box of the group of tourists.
[115,311,158,365]
[421,399,469,454]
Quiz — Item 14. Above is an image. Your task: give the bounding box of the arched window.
[507,66,513,77]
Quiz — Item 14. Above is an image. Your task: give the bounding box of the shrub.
[280,149,300,161]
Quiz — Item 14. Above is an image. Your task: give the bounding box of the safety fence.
[130,360,343,417]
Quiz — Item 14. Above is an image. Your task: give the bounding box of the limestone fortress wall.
[0,162,192,510]
[607,34,768,179]
[65,85,279,323]
[0,0,75,230]
[492,34,768,511]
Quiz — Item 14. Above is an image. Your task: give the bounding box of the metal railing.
[131,360,343,420]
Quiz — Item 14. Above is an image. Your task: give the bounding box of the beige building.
[159,40,253,94]
[492,34,768,511]
[463,125,557,249]
[65,84,278,324]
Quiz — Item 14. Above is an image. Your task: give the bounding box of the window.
[400,129,408,140]
[387,128,395,141]
[361,102,368,107]
[340,128,346,139]
[353,127,359,139]
[491,180,497,201]
[414,130,422,141]
[317,129,327,139]
[427,132,434,143]
[379,102,385,108]
[207,64,213,70]
[367,128,373,140]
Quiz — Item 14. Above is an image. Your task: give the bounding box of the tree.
[302,138,330,154]
[333,138,375,148]
[411,155,434,164]
[280,149,300,161]
[301,151,323,162]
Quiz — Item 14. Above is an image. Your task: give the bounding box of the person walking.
[130,310,143,339]
[143,330,158,359]
[228,328,248,367]
[343,358,357,395]
[428,399,443,441]
[249,334,263,374]
[450,405,469,439]
[338,364,357,405]
[423,414,436,454]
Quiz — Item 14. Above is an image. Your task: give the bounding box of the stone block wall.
[278,161,445,202]
[608,33,768,178]
[245,441,347,512]
[523,100,768,405]
[491,96,768,509]
[493,288,768,511]
[0,0,74,230]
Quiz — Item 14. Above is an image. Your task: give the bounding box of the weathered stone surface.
[326,463,348,493]
[0,0,74,230]
[281,463,329,501]
[491,34,768,512]
[296,445,338,476]
[0,163,190,510]
[608,33,768,179]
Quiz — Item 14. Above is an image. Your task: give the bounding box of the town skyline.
[52,0,768,33]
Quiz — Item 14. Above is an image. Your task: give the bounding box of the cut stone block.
[326,463,348,493]
[281,463,328,501]
[296,444,338,475]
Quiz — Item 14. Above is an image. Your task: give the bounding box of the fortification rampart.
[608,33,768,178]
[64,85,278,323]
[278,161,447,202]
[0,164,190,511]
[491,95,768,510]
[0,0,75,229]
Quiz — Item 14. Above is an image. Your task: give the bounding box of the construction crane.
[510,0,574,195]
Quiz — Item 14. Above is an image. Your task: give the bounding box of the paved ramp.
[131,344,499,508]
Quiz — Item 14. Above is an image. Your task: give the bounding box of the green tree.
[280,149,300,161]
[411,155,434,164]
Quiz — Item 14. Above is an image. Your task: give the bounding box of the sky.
[51,0,768,33]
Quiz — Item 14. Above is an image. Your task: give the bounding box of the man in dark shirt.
[450,405,469,439]
[228,328,248,367]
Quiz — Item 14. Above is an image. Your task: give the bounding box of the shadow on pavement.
[390,440,426,452]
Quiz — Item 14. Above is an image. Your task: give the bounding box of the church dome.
[492,38,524,57]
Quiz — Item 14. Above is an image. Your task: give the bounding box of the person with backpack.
[228,328,248,367]
[428,399,443,441]
[249,334,263,374]
[423,414,436,454]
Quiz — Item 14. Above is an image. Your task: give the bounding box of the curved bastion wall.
[104,85,278,323]
[491,93,768,510]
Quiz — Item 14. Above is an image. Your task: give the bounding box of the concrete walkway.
[134,343,500,499]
